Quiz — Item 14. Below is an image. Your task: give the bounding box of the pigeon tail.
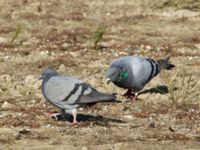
[157,56,175,70]
[78,91,119,104]
[94,92,117,103]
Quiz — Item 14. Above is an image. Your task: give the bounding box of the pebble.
[146,45,152,50]
[62,43,69,49]
[0,37,7,44]
[0,74,12,82]
[69,52,79,57]
[58,64,66,72]
[119,51,129,55]
[122,115,133,120]
[43,124,53,128]
[1,101,14,109]
[5,56,10,59]
[81,146,88,150]
[39,51,50,57]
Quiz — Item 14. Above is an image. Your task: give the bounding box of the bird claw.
[131,95,137,102]
[122,90,138,102]
[47,112,61,120]
[123,90,135,98]
[71,120,79,125]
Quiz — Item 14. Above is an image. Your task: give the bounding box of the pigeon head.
[107,66,128,84]
[40,68,58,80]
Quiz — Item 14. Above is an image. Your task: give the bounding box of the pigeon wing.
[42,75,84,106]
[129,56,159,89]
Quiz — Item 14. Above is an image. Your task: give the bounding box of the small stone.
[0,37,8,44]
[146,45,151,50]
[62,43,69,49]
[82,146,88,150]
[1,101,14,109]
[114,53,119,57]
[0,74,12,82]
[188,57,193,60]
[149,122,156,128]
[45,124,53,128]
[106,12,111,16]
[69,52,79,57]
[79,108,83,111]
[122,115,133,120]
[40,51,50,56]
[58,64,66,72]
[119,51,129,55]
[5,56,10,59]
[169,126,175,132]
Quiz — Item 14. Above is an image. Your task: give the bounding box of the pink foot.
[72,119,79,125]
[47,112,61,120]
[131,95,137,102]
[123,90,138,102]
[123,90,132,98]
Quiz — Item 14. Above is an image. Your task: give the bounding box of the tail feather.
[157,56,175,70]
[78,91,119,104]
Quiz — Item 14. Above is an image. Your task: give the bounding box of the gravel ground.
[0,0,200,149]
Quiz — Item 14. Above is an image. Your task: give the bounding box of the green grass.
[10,24,21,43]
[93,27,106,49]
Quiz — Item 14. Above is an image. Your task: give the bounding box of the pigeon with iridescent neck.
[106,55,175,101]
[40,68,117,125]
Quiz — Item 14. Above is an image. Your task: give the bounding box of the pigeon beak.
[106,78,111,84]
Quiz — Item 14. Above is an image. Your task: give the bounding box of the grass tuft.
[93,27,106,50]
[10,24,21,43]
[160,69,200,109]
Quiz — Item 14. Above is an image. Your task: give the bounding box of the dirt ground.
[1,0,200,149]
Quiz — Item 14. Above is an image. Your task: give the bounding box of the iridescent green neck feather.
[119,68,128,81]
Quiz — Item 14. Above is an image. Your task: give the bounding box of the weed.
[160,68,200,109]
[37,0,42,12]
[10,24,21,43]
[93,27,106,49]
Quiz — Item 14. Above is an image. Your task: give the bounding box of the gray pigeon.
[40,68,117,124]
[106,55,175,101]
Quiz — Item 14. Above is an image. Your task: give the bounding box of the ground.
[0,0,200,149]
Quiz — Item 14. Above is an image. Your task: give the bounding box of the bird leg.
[123,90,138,102]
[130,92,138,102]
[123,89,133,98]
[71,109,79,125]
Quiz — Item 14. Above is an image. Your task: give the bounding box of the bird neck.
[44,73,56,82]
[119,68,128,81]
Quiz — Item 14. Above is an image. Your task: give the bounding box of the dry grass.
[160,69,200,109]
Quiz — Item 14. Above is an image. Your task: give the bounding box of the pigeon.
[40,68,117,125]
[106,55,175,101]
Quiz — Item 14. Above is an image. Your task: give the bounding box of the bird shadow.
[138,85,177,96]
[54,113,126,126]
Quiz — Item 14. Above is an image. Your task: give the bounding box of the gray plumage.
[106,55,175,98]
[41,68,117,124]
